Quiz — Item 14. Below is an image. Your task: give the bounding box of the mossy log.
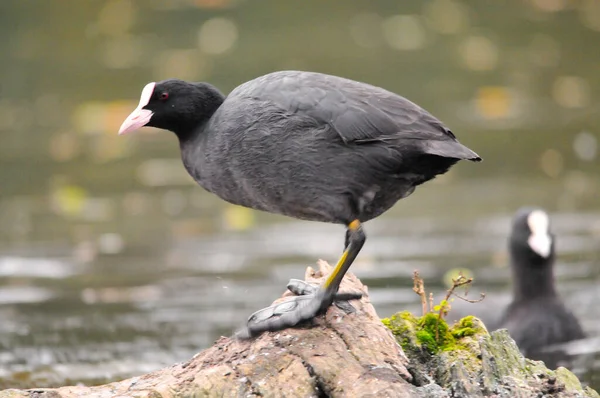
[1,261,597,398]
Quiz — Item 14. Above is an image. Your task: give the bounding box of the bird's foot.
[235,279,362,340]
[287,279,362,314]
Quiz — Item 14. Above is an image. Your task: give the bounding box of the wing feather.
[233,71,480,161]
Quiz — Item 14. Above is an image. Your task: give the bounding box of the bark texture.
[0,261,597,398]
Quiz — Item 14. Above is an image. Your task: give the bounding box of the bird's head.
[509,207,555,266]
[118,79,224,136]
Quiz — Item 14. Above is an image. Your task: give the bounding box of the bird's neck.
[173,83,226,143]
[172,118,210,145]
[178,129,211,191]
[510,258,557,301]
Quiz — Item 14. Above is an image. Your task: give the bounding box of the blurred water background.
[0,0,599,391]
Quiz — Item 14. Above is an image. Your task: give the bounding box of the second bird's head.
[509,207,555,266]
[118,79,224,136]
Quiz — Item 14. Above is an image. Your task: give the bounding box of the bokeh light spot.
[155,49,209,81]
[49,132,80,162]
[382,15,427,51]
[98,233,125,254]
[197,18,238,55]
[552,76,590,108]
[459,35,498,71]
[539,149,564,178]
[222,205,255,231]
[579,0,600,31]
[475,86,512,119]
[572,131,598,162]
[530,0,566,12]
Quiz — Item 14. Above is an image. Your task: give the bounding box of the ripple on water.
[0,256,75,279]
[0,286,54,305]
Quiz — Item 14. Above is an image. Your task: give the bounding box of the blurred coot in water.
[118,70,481,338]
[496,208,585,355]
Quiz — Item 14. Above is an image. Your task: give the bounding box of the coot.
[118,70,481,338]
[496,208,585,355]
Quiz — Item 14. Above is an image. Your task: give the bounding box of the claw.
[286,279,362,303]
[237,293,324,339]
[334,301,355,314]
[246,296,299,323]
[235,279,363,340]
[334,292,363,301]
[286,279,317,296]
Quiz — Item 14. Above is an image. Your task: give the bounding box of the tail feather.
[423,140,482,162]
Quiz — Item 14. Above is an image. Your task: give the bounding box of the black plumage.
[119,70,481,338]
[496,208,585,355]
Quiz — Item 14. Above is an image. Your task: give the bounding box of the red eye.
[159,92,169,101]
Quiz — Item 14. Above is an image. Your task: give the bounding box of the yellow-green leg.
[237,220,366,339]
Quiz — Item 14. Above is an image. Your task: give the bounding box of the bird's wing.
[239,71,480,160]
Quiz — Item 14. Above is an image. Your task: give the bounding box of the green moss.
[585,386,600,398]
[555,367,586,392]
[383,312,595,397]
[383,311,459,354]
[416,313,456,353]
[0,391,29,398]
[383,311,490,356]
[382,311,419,351]
[415,329,438,350]
[451,315,477,338]
[458,315,474,328]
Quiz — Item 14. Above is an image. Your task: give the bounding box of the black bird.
[118,70,481,338]
[496,208,585,355]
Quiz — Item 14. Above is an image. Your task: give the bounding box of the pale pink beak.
[118,108,153,135]
[118,82,156,135]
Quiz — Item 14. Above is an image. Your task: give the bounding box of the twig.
[428,292,434,313]
[435,273,485,341]
[453,292,486,303]
[412,270,427,316]
[412,269,485,344]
